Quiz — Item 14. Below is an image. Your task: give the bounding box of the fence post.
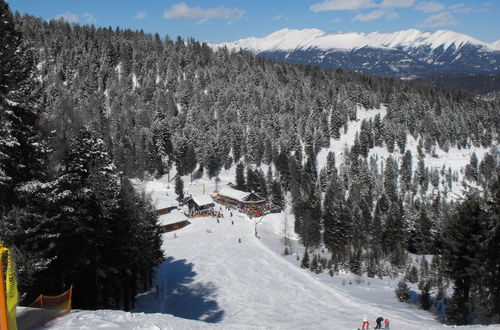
[40,294,43,325]
[67,286,73,312]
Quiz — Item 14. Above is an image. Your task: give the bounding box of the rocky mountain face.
[213,28,500,78]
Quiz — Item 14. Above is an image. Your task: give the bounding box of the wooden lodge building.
[186,195,215,213]
[215,185,280,217]
[158,208,190,232]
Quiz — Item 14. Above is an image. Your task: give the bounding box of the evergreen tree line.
[394,176,500,325]
[0,1,163,310]
[11,14,498,181]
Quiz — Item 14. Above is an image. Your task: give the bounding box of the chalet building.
[154,205,178,216]
[158,209,190,232]
[215,185,279,216]
[187,195,215,212]
[217,186,265,205]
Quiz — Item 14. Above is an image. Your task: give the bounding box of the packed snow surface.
[212,28,500,53]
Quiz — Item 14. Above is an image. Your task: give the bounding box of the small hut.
[158,209,190,232]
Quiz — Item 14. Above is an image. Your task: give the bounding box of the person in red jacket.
[361,314,369,329]
[384,318,390,329]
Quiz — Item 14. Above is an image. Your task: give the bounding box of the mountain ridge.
[211,28,500,77]
[211,28,500,53]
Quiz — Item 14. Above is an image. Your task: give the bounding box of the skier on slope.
[375,316,384,329]
[361,314,369,330]
[384,318,390,329]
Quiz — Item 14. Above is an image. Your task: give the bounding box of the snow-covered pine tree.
[0,0,53,302]
[443,198,486,325]
[395,279,411,302]
[0,0,45,208]
[235,162,246,190]
[175,175,184,202]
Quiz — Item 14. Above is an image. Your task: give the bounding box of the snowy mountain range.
[212,28,500,77]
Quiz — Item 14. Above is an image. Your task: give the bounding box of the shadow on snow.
[150,256,225,323]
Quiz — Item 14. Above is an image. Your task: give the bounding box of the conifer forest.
[0,0,499,326]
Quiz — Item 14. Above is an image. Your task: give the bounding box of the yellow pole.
[0,247,9,330]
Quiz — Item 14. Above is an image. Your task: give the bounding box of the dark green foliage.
[395,279,411,302]
[401,150,413,192]
[365,250,379,278]
[464,153,478,182]
[420,281,431,310]
[0,1,45,209]
[349,248,363,276]
[300,250,310,269]
[0,127,164,309]
[476,172,500,323]
[270,180,285,208]
[310,254,320,274]
[235,162,246,190]
[323,177,352,258]
[383,200,407,257]
[407,265,419,284]
[409,206,434,254]
[246,167,257,193]
[175,175,184,202]
[442,198,486,325]
[418,257,429,290]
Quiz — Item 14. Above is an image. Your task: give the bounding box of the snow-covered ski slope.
[40,105,499,330]
[42,177,499,329]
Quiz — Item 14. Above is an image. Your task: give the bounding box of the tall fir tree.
[175,175,184,202]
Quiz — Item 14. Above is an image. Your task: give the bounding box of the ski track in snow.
[39,106,499,330]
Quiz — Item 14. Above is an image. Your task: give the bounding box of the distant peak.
[212,28,500,53]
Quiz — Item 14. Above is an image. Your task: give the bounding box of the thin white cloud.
[331,18,342,23]
[196,18,209,24]
[55,12,78,23]
[163,2,245,22]
[310,0,415,11]
[352,7,400,21]
[414,1,444,13]
[271,14,284,21]
[418,11,457,27]
[386,11,400,19]
[353,9,385,21]
[82,12,96,24]
[379,0,415,8]
[448,3,465,10]
[449,3,488,14]
[310,0,376,12]
[133,11,148,19]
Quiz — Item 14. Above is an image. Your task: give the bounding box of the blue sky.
[7,0,500,42]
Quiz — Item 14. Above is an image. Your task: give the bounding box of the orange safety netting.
[29,286,72,311]
[16,286,72,329]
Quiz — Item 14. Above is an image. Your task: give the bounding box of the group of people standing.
[361,314,389,329]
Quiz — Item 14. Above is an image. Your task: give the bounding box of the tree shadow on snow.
[162,257,225,323]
